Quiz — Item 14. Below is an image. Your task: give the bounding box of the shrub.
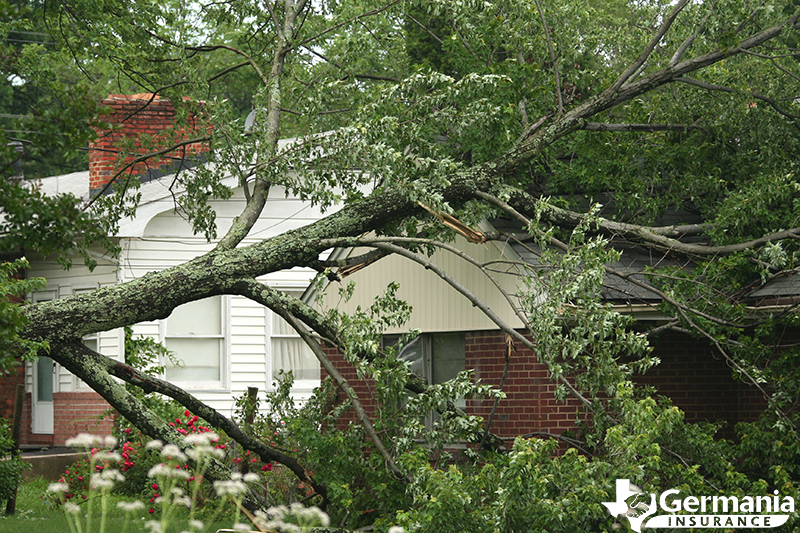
[0,417,29,502]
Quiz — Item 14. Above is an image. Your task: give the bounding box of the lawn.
[0,477,236,533]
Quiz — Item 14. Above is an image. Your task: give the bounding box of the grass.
[0,477,234,533]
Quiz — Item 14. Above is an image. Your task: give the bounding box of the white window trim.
[159,295,231,391]
[266,285,321,392]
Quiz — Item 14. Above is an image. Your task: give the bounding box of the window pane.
[432,333,465,384]
[82,338,98,353]
[37,356,53,402]
[394,336,425,377]
[272,338,320,380]
[167,297,222,336]
[165,338,221,381]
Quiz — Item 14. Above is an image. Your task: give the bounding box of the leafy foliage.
[0,418,28,502]
[9,0,800,531]
[0,258,46,371]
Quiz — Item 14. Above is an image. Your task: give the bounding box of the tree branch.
[609,0,691,94]
[533,0,563,115]
[583,122,701,133]
[280,310,409,482]
[53,341,280,511]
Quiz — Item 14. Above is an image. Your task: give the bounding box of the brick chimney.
[89,94,210,193]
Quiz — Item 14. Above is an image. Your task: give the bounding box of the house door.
[32,355,54,434]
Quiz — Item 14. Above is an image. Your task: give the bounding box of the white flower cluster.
[148,462,191,480]
[65,433,117,449]
[117,500,145,512]
[93,450,122,462]
[212,478,247,497]
[184,432,219,446]
[47,482,69,493]
[161,443,188,462]
[253,502,331,532]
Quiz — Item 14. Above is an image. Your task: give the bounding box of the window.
[163,296,227,389]
[270,289,320,386]
[386,332,466,408]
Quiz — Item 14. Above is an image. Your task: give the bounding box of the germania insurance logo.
[602,479,795,531]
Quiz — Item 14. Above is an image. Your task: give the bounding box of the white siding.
[28,181,329,417]
[118,187,323,418]
[27,250,123,393]
[230,295,268,395]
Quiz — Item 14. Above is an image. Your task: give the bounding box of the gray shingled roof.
[489,216,800,304]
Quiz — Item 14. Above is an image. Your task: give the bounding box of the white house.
[15,95,331,446]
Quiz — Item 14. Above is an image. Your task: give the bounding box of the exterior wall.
[323,329,767,445]
[465,331,583,439]
[635,331,766,438]
[18,391,115,447]
[18,249,122,446]
[52,392,116,445]
[322,234,527,333]
[0,360,25,425]
[120,187,325,419]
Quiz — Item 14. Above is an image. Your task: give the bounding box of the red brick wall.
[636,331,766,438]
[465,330,583,440]
[322,329,767,443]
[0,360,24,424]
[89,94,210,191]
[52,392,116,445]
[18,391,116,447]
[321,344,378,428]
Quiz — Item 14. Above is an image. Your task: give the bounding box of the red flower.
[175,418,182,425]
[232,457,242,464]
[262,464,273,472]
[124,428,132,435]
[148,508,155,514]
[151,483,159,490]
[184,410,191,417]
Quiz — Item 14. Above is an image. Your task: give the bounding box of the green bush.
[0,418,29,502]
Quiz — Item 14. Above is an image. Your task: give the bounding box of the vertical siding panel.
[324,235,525,333]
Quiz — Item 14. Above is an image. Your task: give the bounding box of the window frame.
[160,295,230,391]
[384,331,467,426]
